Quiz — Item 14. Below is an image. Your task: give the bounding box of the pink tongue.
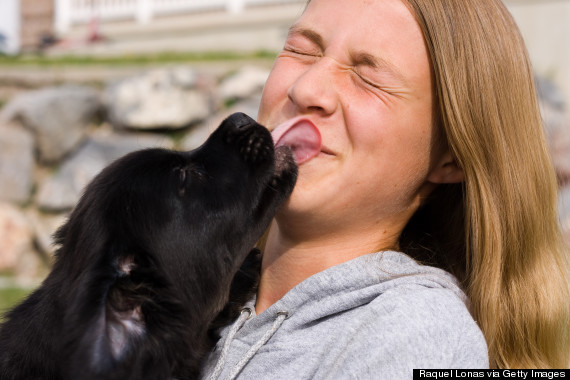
[271,117,322,164]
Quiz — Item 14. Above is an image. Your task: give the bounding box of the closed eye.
[353,70,380,89]
[351,69,406,98]
[283,46,319,58]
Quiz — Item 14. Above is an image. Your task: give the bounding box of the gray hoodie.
[201,251,489,380]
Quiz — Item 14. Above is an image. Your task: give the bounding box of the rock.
[536,75,570,183]
[218,66,269,102]
[550,115,570,183]
[105,67,212,130]
[36,131,174,211]
[559,185,570,241]
[181,123,213,151]
[537,76,567,140]
[0,202,34,272]
[13,246,48,283]
[0,85,101,164]
[536,76,566,112]
[0,64,276,283]
[181,96,262,151]
[0,123,35,204]
[228,95,262,122]
[26,209,67,260]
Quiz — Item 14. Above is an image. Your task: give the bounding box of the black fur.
[0,113,297,380]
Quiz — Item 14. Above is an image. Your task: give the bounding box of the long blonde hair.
[398,0,570,368]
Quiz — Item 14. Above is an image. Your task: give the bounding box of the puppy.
[0,113,297,380]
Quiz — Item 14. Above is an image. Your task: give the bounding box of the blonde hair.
[398,0,570,368]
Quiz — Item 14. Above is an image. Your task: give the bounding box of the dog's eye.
[177,168,189,197]
[176,164,208,190]
[179,168,187,183]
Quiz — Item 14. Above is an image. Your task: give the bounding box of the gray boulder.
[0,85,101,164]
[0,202,35,272]
[181,96,262,151]
[0,123,35,204]
[559,185,570,241]
[36,132,174,211]
[550,114,570,184]
[218,66,269,102]
[105,67,213,130]
[536,75,570,183]
[26,209,67,259]
[536,75,566,113]
[181,123,213,151]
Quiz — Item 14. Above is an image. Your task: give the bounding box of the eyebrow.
[287,25,408,85]
[287,26,325,52]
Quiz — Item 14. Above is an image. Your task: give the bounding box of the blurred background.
[0,0,569,312]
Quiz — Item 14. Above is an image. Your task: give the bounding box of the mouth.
[271,117,322,164]
[318,145,336,157]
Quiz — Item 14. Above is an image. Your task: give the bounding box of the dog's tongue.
[272,117,321,164]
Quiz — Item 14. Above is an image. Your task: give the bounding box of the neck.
[255,219,401,314]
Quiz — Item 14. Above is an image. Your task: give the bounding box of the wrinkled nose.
[227,112,257,129]
[287,58,339,116]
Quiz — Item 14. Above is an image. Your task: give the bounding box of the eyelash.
[284,46,319,57]
[351,69,381,90]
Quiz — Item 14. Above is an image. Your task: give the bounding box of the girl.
[203,0,570,376]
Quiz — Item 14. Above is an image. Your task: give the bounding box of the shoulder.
[378,284,486,347]
[371,283,475,330]
[337,284,488,375]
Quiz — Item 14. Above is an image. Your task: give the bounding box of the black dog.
[0,113,297,380]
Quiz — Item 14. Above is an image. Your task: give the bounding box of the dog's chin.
[274,145,297,176]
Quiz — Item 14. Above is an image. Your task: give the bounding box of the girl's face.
[259,0,457,242]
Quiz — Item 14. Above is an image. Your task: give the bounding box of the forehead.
[296,0,430,85]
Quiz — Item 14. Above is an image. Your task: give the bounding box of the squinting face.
[259,0,445,242]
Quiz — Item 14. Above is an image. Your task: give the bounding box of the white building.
[0,0,20,54]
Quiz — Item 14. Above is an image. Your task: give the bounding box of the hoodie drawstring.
[209,308,251,380]
[209,309,289,380]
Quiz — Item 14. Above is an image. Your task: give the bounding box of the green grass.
[0,50,278,67]
[0,287,33,319]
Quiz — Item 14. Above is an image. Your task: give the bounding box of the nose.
[228,112,256,129]
[287,58,339,116]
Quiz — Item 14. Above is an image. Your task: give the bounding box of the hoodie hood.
[202,251,487,380]
[251,250,466,320]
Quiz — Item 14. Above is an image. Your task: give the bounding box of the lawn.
[0,287,34,320]
[0,50,277,67]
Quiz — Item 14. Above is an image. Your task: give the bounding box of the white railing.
[55,0,302,33]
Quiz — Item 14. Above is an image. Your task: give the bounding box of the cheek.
[258,60,298,124]
[347,89,435,161]
[347,108,435,193]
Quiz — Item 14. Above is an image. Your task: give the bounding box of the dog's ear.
[65,254,152,379]
[100,256,147,360]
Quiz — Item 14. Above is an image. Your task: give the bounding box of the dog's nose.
[228,112,256,129]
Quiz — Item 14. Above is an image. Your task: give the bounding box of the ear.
[99,256,147,361]
[427,150,464,184]
[66,255,149,378]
